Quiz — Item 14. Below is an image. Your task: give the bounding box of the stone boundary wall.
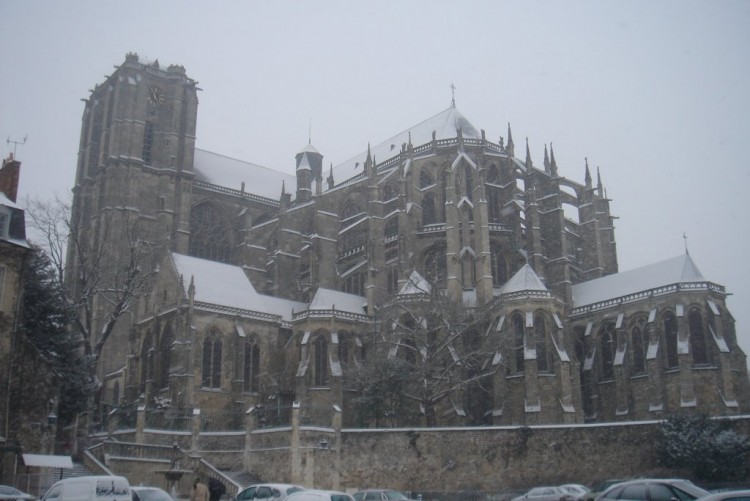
[246,417,750,493]
[97,416,750,494]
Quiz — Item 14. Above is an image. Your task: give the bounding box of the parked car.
[512,486,574,501]
[596,479,709,501]
[582,480,627,501]
[0,485,36,501]
[696,490,750,501]
[131,487,174,501]
[286,490,353,501]
[560,485,590,501]
[41,475,131,501]
[235,484,304,501]
[353,490,411,501]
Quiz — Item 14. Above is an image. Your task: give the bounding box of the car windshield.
[134,489,172,501]
[383,493,409,501]
[286,488,304,496]
[0,487,24,495]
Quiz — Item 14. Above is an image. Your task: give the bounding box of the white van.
[42,475,131,501]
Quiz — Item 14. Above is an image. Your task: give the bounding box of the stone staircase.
[60,462,96,479]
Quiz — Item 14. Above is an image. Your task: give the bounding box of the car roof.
[243,484,303,489]
[697,491,750,501]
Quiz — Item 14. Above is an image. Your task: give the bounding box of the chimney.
[0,153,21,202]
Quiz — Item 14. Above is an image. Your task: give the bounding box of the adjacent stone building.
[69,53,749,429]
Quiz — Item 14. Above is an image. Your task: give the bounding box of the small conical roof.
[498,264,547,295]
[399,270,432,295]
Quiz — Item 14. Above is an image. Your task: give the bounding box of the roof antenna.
[6,135,28,157]
[682,232,689,255]
[450,82,456,108]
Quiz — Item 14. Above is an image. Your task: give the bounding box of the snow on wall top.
[171,253,267,311]
[330,106,481,187]
[571,253,708,308]
[193,148,295,201]
[309,287,367,315]
[499,264,548,294]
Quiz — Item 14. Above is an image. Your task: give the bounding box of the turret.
[295,142,323,203]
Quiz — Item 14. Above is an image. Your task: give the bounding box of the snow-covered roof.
[263,295,307,322]
[193,149,295,201]
[571,253,708,308]
[399,270,431,295]
[298,142,320,155]
[499,264,548,294]
[330,106,481,186]
[171,253,267,311]
[309,287,367,315]
[0,192,22,210]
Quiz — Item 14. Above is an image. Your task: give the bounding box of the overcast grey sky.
[2,0,749,359]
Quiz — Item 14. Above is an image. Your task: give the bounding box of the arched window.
[111,381,120,406]
[423,244,446,286]
[487,189,501,222]
[664,312,679,369]
[140,330,154,394]
[535,314,548,372]
[313,336,329,387]
[157,325,174,390]
[422,193,437,226]
[486,165,499,184]
[383,184,398,201]
[189,203,230,262]
[631,320,646,374]
[344,271,365,296]
[387,264,399,295]
[464,165,474,201]
[243,340,261,393]
[385,217,399,238]
[342,201,361,220]
[490,244,508,286]
[512,313,525,373]
[338,334,350,370]
[202,331,222,389]
[253,213,272,227]
[689,308,708,365]
[440,170,449,221]
[419,170,433,188]
[402,338,417,365]
[600,322,616,379]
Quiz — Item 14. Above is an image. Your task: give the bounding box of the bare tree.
[352,276,504,427]
[25,197,158,394]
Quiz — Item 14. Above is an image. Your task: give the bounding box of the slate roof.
[498,264,548,294]
[571,253,709,308]
[331,106,481,185]
[193,148,295,201]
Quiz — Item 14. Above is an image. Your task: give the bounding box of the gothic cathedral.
[69,53,749,428]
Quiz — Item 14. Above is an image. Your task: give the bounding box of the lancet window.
[189,203,230,262]
[512,313,525,373]
[688,308,708,365]
[243,339,261,393]
[313,335,329,387]
[600,322,616,380]
[664,312,679,369]
[202,330,223,389]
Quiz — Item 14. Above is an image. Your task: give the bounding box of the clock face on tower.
[148,86,164,106]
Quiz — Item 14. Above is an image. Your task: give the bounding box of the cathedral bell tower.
[69,53,199,379]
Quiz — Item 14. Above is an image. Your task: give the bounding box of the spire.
[683,232,690,255]
[550,144,558,176]
[525,137,532,168]
[584,158,592,188]
[596,166,603,196]
[327,162,335,189]
[450,82,456,108]
[506,123,515,156]
[281,180,286,195]
[543,144,550,172]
